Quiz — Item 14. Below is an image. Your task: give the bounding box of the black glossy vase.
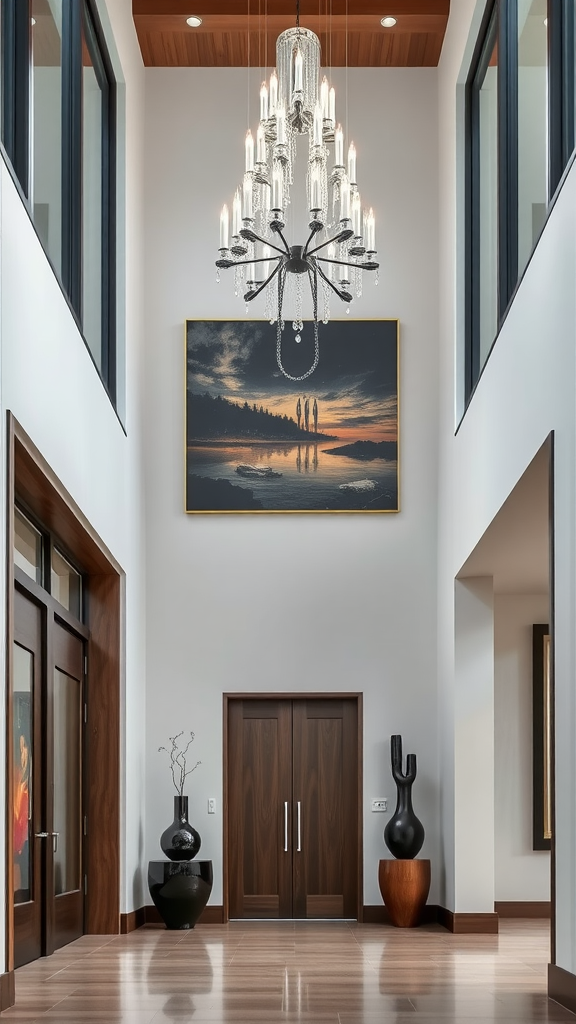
[160,796,201,861]
[384,734,425,860]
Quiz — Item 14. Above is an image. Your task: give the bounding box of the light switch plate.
[371,798,388,812]
[208,798,216,814]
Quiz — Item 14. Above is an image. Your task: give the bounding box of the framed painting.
[185,319,399,514]
[532,623,552,851]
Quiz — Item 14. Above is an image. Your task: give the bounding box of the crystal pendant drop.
[216,269,220,284]
[295,334,301,343]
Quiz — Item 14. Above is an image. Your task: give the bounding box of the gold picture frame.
[185,318,399,514]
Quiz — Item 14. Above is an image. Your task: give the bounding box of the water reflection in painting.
[186,320,398,513]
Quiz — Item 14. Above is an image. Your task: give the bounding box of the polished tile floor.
[6,919,575,1023]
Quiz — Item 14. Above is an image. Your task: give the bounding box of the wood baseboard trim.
[438,907,499,933]
[495,901,551,919]
[549,963,576,1014]
[120,907,147,933]
[0,971,15,1011]
[363,904,439,925]
[143,905,225,926]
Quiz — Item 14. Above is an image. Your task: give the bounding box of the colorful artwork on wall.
[185,319,399,514]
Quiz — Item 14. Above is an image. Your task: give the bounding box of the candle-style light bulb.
[262,244,271,281]
[256,124,266,164]
[245,130,254,172]
[340,174,350,220]
[260,82,269,122]
[219,204,229,249]
[232,189,242,236]
[352,191,362,237]
[327,241,336,279]
[272,163,283,211]
[247,263,255,285]
[310,165,322,211]
[366,207,376,251]
[294,49,303,94]
[329,87,336,126]
[321,76,329,119]
[348,142,357,184]
[335,124,344,166]
[243,172,253,219]
[269,70,278,115]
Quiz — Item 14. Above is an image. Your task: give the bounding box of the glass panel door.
[50,621,84,952]
[53,669,82,896]
[13,592,43,969]
[13,645,33,905]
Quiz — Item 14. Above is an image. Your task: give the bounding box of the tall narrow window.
[465,0,575,409]
[470,9,499,382]
[82,6,105,374]
[1,0,117,406]
[31,0,64,275]
[517,0,548,279]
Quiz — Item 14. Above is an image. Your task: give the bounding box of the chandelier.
[215,2,379,381]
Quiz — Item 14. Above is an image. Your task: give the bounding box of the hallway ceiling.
[457,443,550,596]
[132,0,450,67]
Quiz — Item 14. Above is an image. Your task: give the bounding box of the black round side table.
[148,859,213,930]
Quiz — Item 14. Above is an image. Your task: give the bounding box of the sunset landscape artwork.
[185,319,398,513]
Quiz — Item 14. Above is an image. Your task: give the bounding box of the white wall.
[494,594,550,902]
[143,66,441,907]
[0,0,147,967]
[439,0,576,969]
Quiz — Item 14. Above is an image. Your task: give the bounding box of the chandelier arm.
[317,256,375,270]
[316,263,352,302]
[271,226,292,255]
[226,255,283,268]
[306,230,355,257]
[302,224,323,258]
[240,231,288,256]
[244,259,284,300]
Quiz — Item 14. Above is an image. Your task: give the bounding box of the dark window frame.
[465,0,575,410]
[1,0,117,408]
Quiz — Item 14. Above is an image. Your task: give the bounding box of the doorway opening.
[457,437,553,946]
[5,415,122,986]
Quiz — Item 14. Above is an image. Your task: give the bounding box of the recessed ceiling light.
[186,15,203,27]
[381,16,397,28]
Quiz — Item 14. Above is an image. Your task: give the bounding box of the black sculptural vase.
[160,796,201,861]
[384,734,425,859]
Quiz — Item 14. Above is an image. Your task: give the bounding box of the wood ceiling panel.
[134,0,449,14]
[134,11,449,67]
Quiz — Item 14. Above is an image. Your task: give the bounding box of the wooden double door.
[227,697,360,919]
[13,588,85,968]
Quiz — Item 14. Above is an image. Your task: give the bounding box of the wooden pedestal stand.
[378,858,431,927]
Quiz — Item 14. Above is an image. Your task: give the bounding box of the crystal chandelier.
[215,2,379,381]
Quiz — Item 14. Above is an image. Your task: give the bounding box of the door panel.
[227,697,359,920]
[13,590,85,966]
[51,623,84,951]
[13,591,43,968]
[228,700,293,918]
[293,700,358,919]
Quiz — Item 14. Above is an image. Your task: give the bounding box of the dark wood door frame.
[5,413,123,994]
[223,692,363,923]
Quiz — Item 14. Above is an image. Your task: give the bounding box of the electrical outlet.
[371,798,388,812]
[208,798,216,814]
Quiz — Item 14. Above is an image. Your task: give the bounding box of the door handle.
[50,832,59,853]
[297,801,301,852]
[284,801,288,852]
